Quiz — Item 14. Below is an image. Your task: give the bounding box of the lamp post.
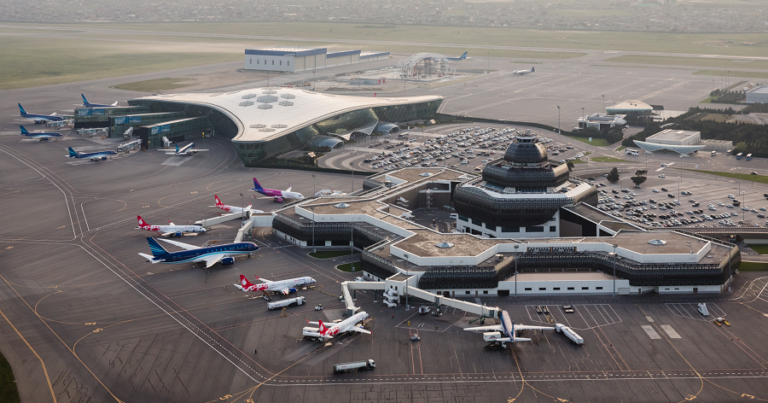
[487,52,490,72]
[742,190,746,223]
[240,193,244,227]
[312,174,316,198]
[602,95,605,113]
[557,105,561,134]
[582,107,585,120]
[612,244,618,297]
[679,154,683,194]
[514,245,519,298]
[311,206,316,253]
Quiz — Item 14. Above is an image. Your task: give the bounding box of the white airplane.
[210,195,263,214]
[136,216,207,237]
[303,311,370,340]
[464,310,553,347]
[234,274,316,296]
[512,67,535,75]
[158,142,209,156]
[253,178,304,203]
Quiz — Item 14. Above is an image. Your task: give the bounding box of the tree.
[607,167,620,183]
[631,169,647,188]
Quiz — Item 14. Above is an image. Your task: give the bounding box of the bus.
[625,149,640,156]
[737,152,744,160]
[747,153,753,161]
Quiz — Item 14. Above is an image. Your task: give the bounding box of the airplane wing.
[514,324,555,331]
[255,277,274,283]
[348,327,371,334]
[189,149,209,152]
[463,325,503,333]
[200,254,224,269]
[157,148,177,152]
[157,238,199,250]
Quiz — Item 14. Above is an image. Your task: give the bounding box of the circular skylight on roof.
[250,124,266,128]
[257,95,278,103]
[241,94,257,99]
[272,124,287,128]
[279,101,294,107]
[420,172,432,177]
[281,93,296,99]
[257,104,273,110]
[648,239,667,246]
[334,203,350,208]
[435,241,454,248]
[258,128,275,132]
[262,90,277,94]
[239,101,254,107]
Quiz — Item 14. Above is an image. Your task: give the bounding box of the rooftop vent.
[278,101,294,107]
[648,239,667,246]
[241,94,257,99]
[281,93,296,99]
[419,172,431,177]
[334,203,350,208]
[271,124,287,128]
[435,241,455,249]
[257,95,278,103]
[239,101,254,107]
[250,124,266,128]
[257,104,273,110]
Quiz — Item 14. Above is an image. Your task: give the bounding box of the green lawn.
[571,159,587,164]
[682,169,768,184]
[0,352,19,403]
[562,135,609,147]
[746,244,768,255]
[0,35,241,89]
[310,251,359,259]
[591,157,634,163]
[738,261,768,271]
[605,55,768,70]
[337,262,362,272]
[112,78,193,92]
[694,70,768,80]
[616,146,626,151]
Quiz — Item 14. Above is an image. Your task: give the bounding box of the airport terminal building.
[128,88,442,166]
[264,135,740,297]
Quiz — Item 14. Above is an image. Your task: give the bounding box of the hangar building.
[244,46,390,72]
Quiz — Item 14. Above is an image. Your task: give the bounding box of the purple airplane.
[252,178,305,203]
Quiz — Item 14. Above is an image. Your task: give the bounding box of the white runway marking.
[641,325,661,339]
[162,156,193,166]
[666,303,726,322]
[660,324,682,339]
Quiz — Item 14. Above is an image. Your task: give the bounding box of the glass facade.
[74,106,150,128]
[109,112,186,138]
[233,100,442,166]
[137,117,212,149]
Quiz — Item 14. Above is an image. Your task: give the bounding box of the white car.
[718,202,725,207]
[661,163,668,167]
[659,174,666,178]
[728,194,736,199]
[652,188,660,193]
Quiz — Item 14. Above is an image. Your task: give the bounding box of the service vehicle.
[333,359,376,374]
[267,296,305,310]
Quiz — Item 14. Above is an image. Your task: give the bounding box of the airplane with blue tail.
[138,237,259,268]
[18,104,63,124]
[20,125,61,141]
[81,94,118,107]
[67,146,117,161]
[446,51,470,61]
[464,310,553,348]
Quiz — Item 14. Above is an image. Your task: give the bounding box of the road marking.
[660,324,682,339]
[641,325,661,339]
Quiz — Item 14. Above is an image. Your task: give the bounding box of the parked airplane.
[464,310,553,347]
[81,94,118,107]
[18,103,63,124]
[20,125,61,141]
[512,67,536,75]
[138,237,258,268]
[252,178,304,203]
[446,51,470,61]
[136,216,207,236]
[66,146,117,161]
[303,311,370,340]
[211,195,263,214]
[158,142,208,156]
[234,274,316,295]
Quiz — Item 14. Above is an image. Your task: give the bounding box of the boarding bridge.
[339,280,500,318]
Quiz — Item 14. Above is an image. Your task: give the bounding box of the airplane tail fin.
[18,103,27,115]
[252,178,264,191]
[214,195,223,206]
[239,274,254,289]
[19,126,28,135]
[81,94,89,105]
[286,184,292,192]
[318,320,327,334]
[461,51,468,59]
[137,215,151,229]
[175,143,180,153]
[68,147,79,158]
[531,67,535,73]
[111,101,118,106]
[146,237,169,257]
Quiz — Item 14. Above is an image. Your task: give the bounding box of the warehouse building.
[746,85,768,104]
[605,99,653,115]
[633,129,705,155]
[244,46,389,72]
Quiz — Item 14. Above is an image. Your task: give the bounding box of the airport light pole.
[582,107,585,120]
[240,193,244,227]
[514,245,519,298]
[612,244,618,297]
[311,206,316,253]
[312,174,316,198]
[557,105,561,134]
[742,191,746,223]
[602,95,605,113]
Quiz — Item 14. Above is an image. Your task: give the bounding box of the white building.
[746,85,768,104]
[244,46,389,72]
[634,129,705,155]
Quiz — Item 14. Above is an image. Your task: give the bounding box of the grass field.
[694,70,768,80]
[0,352,20,403]
[562,135,609,147]
[19,21,768,57]
[0,35,241,89]
[337,262,361,272]
[605,55,768,70]
[616,146,626,151]
[112,78,193,92]
[746,244,768,255]
[738,261,768,271]
[592,157,633,163]
[683,169,768,184]
[309,251,359,259]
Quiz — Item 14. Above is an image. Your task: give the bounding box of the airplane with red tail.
[234,274,315,296]
[302,311,370,341]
